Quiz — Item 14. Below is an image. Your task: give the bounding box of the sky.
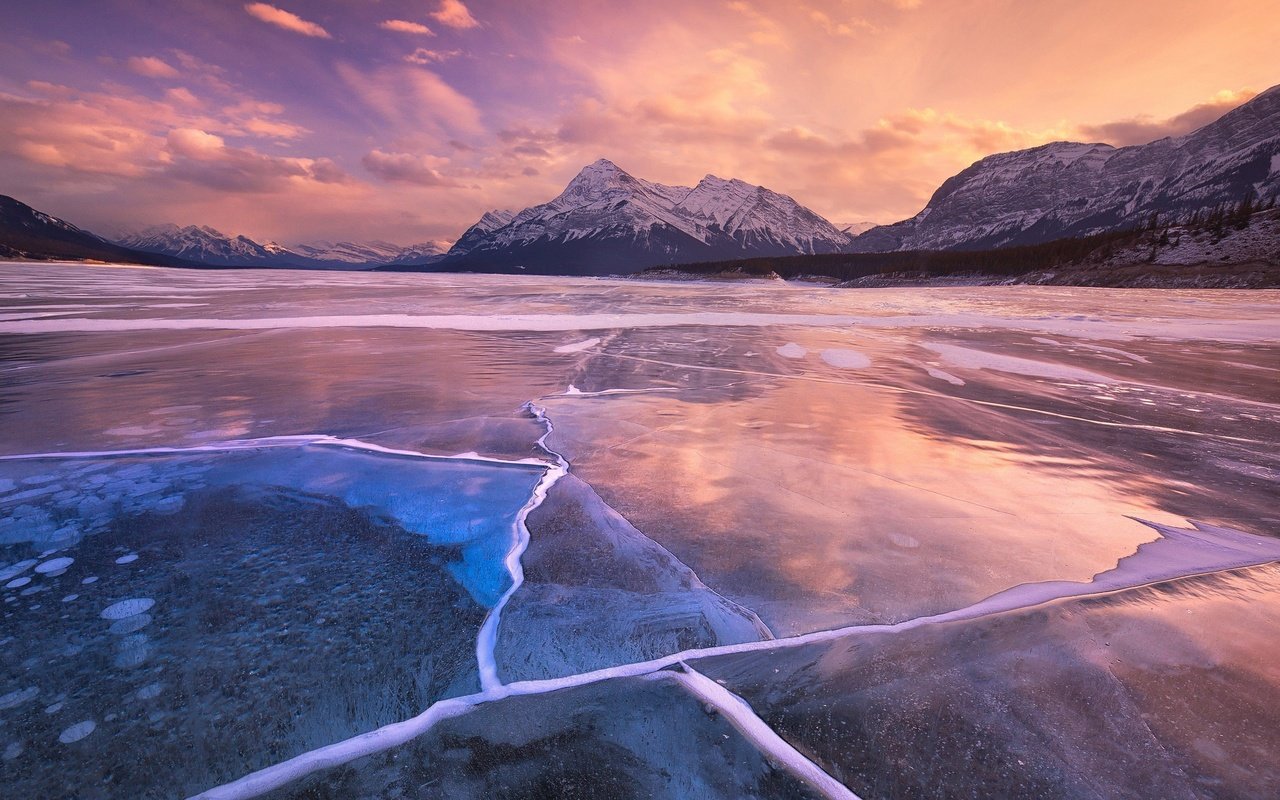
[1,0,1277,247]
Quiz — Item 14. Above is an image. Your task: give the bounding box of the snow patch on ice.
[924,342,1116,383]
[819,348,871,369]
[776,343,807,358]
[553,337,600,354]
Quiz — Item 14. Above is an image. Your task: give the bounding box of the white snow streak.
[655,665,863,800]
[474,402,568,692]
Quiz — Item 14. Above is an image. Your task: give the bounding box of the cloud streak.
[244,3,331,38]
[380,20,434,35]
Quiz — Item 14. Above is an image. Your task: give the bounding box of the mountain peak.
[443,161,852,272]
[567,158,629,186]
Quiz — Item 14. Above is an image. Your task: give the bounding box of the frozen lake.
[2,262,1279,799]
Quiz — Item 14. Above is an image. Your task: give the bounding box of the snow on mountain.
[0,194,183,266]
[854,84,1280,252]
[448,209,516,257]
[291,240,407,264]
[115,224,296,267]
[113,225,443,268]
[837,221,879,236]
[438,159,851,274]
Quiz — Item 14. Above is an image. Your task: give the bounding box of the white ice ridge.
[474,402,569,692]
[2,311,1278,343]
[188,517,1280,800]
[554,385,681,398]
[553,337,601,353]
[0,434,548,469]
[651,665,862,800]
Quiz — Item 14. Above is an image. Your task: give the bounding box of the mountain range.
[111,224,448,269]
[3,83,1277,273]
[853,84,1280,252]
[416,158,855,274]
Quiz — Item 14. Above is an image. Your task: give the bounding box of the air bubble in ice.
[100,598,155,619]
[0,686,39,709]
[113,634,149,668]
[58,720,95,744]
[115,554,139,565]
[108,613,152,635]
[4,577,31,589]
[36,557,74,574]
[0,559,37,582]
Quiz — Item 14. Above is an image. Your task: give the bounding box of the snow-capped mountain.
[0,195,183,266]
[854,84,1280,251]
[431,160,852,274]
[448,209,517,257]
[115,224,302,267]
[837,221,879,236]
[113,225,445,268]
[291,240,406,264]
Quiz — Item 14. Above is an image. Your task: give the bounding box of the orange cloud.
[243,3,331,38]
[1077,89,1257,146]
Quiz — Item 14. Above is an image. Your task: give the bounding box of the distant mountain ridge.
[406,159,854,274]
[852,84,1280,251]
[0,195,188,266]
[113,225,448,269]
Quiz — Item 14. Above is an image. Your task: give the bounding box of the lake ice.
[1,262,1278,799]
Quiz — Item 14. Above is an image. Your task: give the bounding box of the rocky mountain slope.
[853,84,1280,251]
[0,195,187,266]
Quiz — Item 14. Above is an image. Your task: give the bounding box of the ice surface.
[2,263,1278,799]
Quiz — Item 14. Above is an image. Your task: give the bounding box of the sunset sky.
[2,0,1276,246]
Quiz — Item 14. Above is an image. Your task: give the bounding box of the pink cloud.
[362,149,459,186]
[381,20,434,35]
[431,0,479,30]
[405,48,461,64]
[126,56,180,79]
[244,3,331,38]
